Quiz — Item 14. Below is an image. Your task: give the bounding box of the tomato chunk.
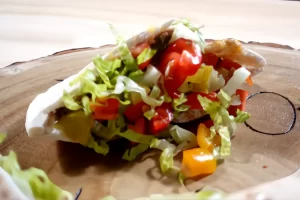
[128,117,146,134]
[228,89,248,116]
[159,38,202,98]
[202,53,219,66]
[150,103,173,134]
[124,101,145,123]
[130,42,153,70]
[90,98,120,120]
[217,59,242,71]
[130,43,150,58]
[185,92,218,110]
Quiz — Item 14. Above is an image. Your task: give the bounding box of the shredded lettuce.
[178,172,186,187]
[82,95,92,115]
[170,18,206,52]
[198,86,250,157]
[109,24,138,72]
[217,89,231,109]
[62,91,81,110]
[122,143,149,161]
[222,67,251,96]
[150,139,176,173]
[234,109,251,123]
[128,69,145,83]
[159,148,175,173]
[169,126,198,154]
[149,85,161,99]
[91,117,125,141]
[137,48,157,66]
[93,56,122,76]
[143,107,156,120]
[80,79,107,102]
[208,69,226,92]
[70,68,97,87]
[169,125,197,144]
[0,151,73,200]
[217,126,231,156]
[197,89,240,157]
[117,129,154,144]
[150,138,176,151]
[93,57,115,88]
[172,93,190,112]
[178,65,213,93]
[106,75,164,107]
[87,137,109,155]
[142,65,162,87]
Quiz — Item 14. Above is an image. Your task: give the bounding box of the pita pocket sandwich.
[25,18,267,179]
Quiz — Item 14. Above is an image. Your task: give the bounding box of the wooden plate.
[0,42,300,200]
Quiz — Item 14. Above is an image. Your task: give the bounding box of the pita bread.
[25,18,267,143]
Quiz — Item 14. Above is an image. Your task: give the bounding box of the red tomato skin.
[159,39,203,98]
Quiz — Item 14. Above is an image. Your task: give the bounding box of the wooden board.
[0,43,300,200]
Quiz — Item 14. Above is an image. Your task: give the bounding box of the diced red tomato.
[128,117,146,146]
[150,103,173,135]
[130,43,150,58]
[138,60,151,70]
[124,101,145,123]
[158,38,202,98]
[203,119,214,129]
[128,117,146,134]
[130,42,152,70]
[90,98,120,120]
[228,89,248,116]
[184,92,218,110]
[202,53,219,66]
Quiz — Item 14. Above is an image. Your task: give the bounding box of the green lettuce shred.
[122,143,149,161]
[0,151,73,200]
[150,139,176,173]
[171,18,206,52]
[197,89,243,157]
[108,23,138,72]
[81,79,107,102]
[143,107,156,120]
[82,95,92,115]
[217,89,231,109]
[87,138,109,155]
[159,148,175,173]
[117,129,154,144]
[234,109,251,123]
[172,93,190,112]
[93,57,115,88]
[106,75,164,107]
[62,91,81,110]
[137,48,157,65]
[128,69,145,83]
[217,126,231,156]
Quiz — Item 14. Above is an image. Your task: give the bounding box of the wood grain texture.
[1,0,300,68]
[0,43,300,199]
